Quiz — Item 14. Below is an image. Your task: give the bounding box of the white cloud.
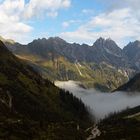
[99,0,140,14]
[0,0,71,43]
[82,9,94,15]
[106,0,140,22]
[24,0,71,18]
[62,22,70,28]
[60,8,140,47]
[0,0,32,43]
[62,20,81,28]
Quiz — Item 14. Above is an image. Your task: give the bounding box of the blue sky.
[29,0,103,39]
[0,0,140,48]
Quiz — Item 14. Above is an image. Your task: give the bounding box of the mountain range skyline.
[4,34,140,91]
[2,35,140,49]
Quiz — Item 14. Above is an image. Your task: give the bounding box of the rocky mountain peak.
[94,37,105,46]
[47,36,67,44]
[127,40,140,48]
[94,37,119,49]
[123,40,140,69]
[93,37,122,56]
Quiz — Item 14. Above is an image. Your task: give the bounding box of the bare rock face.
[116,73,140,92]
[6,37,129,67]
[123,40,140,70]
[92,37,129,67]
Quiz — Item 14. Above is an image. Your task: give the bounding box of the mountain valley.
[0,36,140,139]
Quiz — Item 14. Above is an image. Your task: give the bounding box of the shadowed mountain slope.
[0,40,92,139]
[96,105,140,140]
[116,73,140,92]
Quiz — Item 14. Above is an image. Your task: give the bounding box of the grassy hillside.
[0,40,93,139]
[116,73,140,92]
[15,53,128,92]
[96,106,140,140]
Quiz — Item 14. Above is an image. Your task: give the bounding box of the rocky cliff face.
[92,37,129,67]
[123,40,140,70]
[116,73,140,92]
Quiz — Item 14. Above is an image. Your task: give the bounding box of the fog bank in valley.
[55,81,140,120]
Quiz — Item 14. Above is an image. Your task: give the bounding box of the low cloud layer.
[55,81,140,120]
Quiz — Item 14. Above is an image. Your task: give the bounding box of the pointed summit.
[94,37,105,46]
[47,36,67,44]
[127,40,140,48]
[93,37,119,49]
[93,37,120,51]
[123,40,140,69]
[92,37,126,67]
